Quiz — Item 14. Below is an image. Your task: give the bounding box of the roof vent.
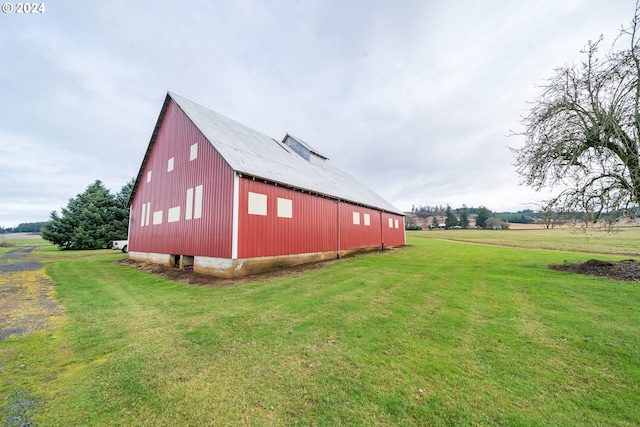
[283,134,328,166]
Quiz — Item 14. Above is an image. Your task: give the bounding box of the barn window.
[184,186,203,220]
[248,192,267,216]
[146,170,152,182]
[140,203,146,227]
[388,218,393,228]
[140,202,151,226]
[152,210,163,225]
[395,219,399,229]
[167,157,174,172]
[194,185,203,219]
[190,143,198,161]
[168,206,181,223]
[277,198,292,218]
[364,213,371,226]
[353,212,360,225]
[185,188,193,220]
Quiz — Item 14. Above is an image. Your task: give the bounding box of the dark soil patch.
[113,258,335,286]
[113,247,404,286]
[549,259,640,282]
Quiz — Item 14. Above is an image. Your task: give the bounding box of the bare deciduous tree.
[513,3,640,223]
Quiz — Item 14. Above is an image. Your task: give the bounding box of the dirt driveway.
[0,246,64,342]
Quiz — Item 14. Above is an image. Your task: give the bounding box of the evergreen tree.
[460,205,469,229]
[42,180,130,249]
[475,206,492,228]
[445,205,459,228]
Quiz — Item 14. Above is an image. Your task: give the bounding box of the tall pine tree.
[459,205,469,229]
[444,205,459,229]
[42,180,131,249]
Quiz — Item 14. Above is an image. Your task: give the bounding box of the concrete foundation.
[129,247,387,278]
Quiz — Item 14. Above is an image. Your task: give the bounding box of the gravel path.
[0,246,42,272]
[0,246,64,342]
[0,246,65,426]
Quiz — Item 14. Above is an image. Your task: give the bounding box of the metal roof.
[168,92,403,215]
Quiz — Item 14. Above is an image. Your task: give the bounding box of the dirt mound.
[549,259,640,281]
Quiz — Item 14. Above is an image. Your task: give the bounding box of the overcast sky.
[0,0,635,227]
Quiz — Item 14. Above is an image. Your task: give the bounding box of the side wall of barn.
[236,178,406,259]
[128,99,235,259]
[237,178,339,258]
[381,212,407,247]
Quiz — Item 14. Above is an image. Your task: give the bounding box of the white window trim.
[277,197,293,218]
[145,202,151,226]
[248,192,267,216]
[353,212,360,225]
[152,210,163,225]
[168,206,181,223]
[140,203,146,227]
[185,188,194,220]
[194,185,203,219]
[190,143,198,161]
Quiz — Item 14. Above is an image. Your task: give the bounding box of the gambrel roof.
[131,92,403,215]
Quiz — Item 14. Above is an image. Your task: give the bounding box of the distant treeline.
[494,211,537,224]
[0,221,47,234]
[411,205,538,224]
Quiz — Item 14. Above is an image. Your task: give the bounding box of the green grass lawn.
[1,229,639,425]
[0,232,49,247]
[408,226,640,256]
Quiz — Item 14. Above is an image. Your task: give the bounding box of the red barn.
[127,92,405,277]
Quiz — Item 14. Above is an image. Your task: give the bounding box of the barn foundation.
[129,248,388,279]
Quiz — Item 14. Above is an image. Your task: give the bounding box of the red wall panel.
[237,179,339,258]
[338,203,384,250]
[381,212,406,247]
[129,100,235,258]
[237,179,405,258]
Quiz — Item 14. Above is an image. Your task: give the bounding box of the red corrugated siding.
[237,179,405,258]
[339,203,384,249]
[237,179,339,258]
[129,100,235,257]
[381,212,406,247]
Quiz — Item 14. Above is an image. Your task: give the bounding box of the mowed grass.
[1,229,639,425]
[0,232,49,247]
[408,226,640,256]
